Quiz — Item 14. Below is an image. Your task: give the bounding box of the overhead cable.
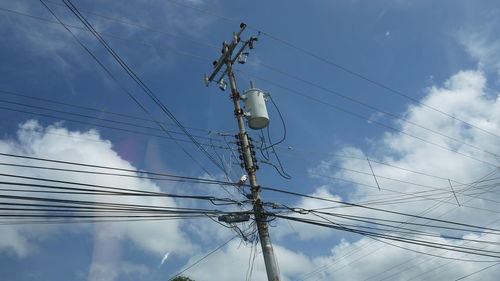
[165,0,500,140]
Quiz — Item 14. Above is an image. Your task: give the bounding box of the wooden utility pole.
[205,23,281,281]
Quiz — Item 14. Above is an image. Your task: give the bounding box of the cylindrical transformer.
[242,88,269,130]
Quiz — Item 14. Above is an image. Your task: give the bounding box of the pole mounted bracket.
[231,91,240,100]
[234,108,244,117]
[218,213,250,223]
[204,23,249,87]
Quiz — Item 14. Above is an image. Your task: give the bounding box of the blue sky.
[1,0,500,280]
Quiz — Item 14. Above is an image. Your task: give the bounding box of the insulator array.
[235,133,259,171]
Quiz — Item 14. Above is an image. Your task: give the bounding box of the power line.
[0,118,234,157]
[276,214,500,260]
[0,98,233,144]
[237,70,499,168]
[332,169,500,281]
[44,0,219,49]
[8,3,497,167]
[282,166,500,212]
[28,0,245,213]
[256,34,500,141]
[8,100,490,204]
[293,169,500,280]
[6,4,498,170]
[0,6,211,62]
[253,62,500,159]
[6,1,496,276]
[36,0,237,200]
[0,89,232,135]
[0,105,233,148]
[7,88,468,205]
[0,175,239,202]
[365,171,500,281]
[304,210,500,238]
[271,148,476,188]
[261,94,291,179]
[0,200,220,215]
[58,0,228,176]
[11,93,493,208]
[0,164,247,200]
[164,0,500,140]
[0,189,248,225]
[403,235,500,281]
[259,185,500,234]
[167,236,237,281]
[0,153,249,206]
[0,215,205,223]
[0,152,248,188]
[260,160,500,214]
[0,193,229,215]
[257,144,500,205]
[454,262,500,280]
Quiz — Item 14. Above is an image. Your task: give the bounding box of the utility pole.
[205,23,281,281]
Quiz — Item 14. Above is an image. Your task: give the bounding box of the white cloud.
[285,69,500,280]
[1,64,498,281]
[0,226,33,257]
[274,186,342,240]
[177,67,499,281]
[2,9,500,276]
[210,68,500,281]
[328,70,500,223]
[0,0,219,84]
[456,14,500,76]
[120,261,150,277]
[300,232,500,281]
[0,120,194,260]
[184,240,315,281]
[4,63,494,281]
[88,260,149,281]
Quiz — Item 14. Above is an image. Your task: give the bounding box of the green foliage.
[171,277,195,281]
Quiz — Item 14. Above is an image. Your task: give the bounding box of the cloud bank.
[0,120,193,264]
